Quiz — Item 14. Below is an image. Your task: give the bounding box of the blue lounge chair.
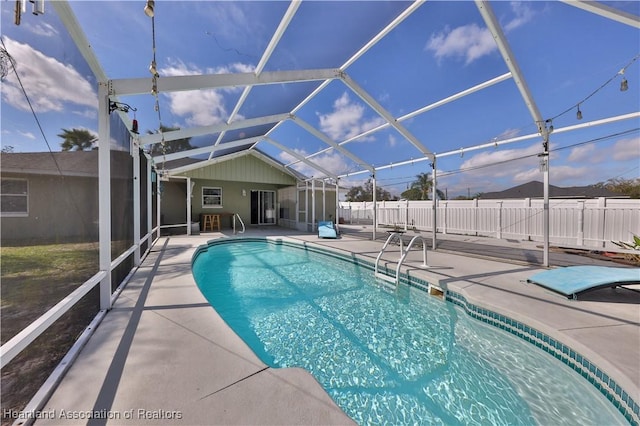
[318,221,338,239]
[527,265,640,299]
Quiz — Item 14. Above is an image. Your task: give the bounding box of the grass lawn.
[1,240,133,424]
[1,242,100,344]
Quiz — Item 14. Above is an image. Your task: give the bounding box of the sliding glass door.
[250,190,276,225]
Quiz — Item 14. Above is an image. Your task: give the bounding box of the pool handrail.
[233,213,246,234]
[375,232,429,286]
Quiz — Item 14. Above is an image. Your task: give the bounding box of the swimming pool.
[192,238,633,425]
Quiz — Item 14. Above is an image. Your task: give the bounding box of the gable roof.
[478,181,624,199]
[173,150,299,186]
[160,149,307,183]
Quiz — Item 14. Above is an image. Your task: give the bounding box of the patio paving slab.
[35,229,639,425]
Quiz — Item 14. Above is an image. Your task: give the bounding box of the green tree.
[595,177,640,199]
[146,125,193,156]
[401,172,446,200]
[58,128,97,151]
[345,178,395,202]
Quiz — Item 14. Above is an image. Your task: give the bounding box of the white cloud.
[278,148,351,178]
[317,92,385,142]
[388,134,397,148]
[17,130,36,140]
[612,135,640,161]
[426,24,496,65]
[160,59,253,126]
[1,37,97,113]
[504,2,536,32]
[426,3,534,65]
[459,143,540,175]
[495,128,521,141]
[25,22,58,37]
[567,144,597,163]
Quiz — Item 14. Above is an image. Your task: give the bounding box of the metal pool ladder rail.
[232,213,245,234]
[374,232,429,286]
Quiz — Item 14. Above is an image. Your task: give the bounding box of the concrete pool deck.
[35,227,639,425]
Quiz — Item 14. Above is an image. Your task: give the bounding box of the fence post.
[577,200,585,247]
[473,198,478,236]
[524,198,531,240]
[443,201,448,234]
[496,201,503,239]
[598,197,606,248]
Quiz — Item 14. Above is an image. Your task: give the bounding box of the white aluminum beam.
[110,68,341,96]
[341,72,435,160]
[268,1,425,143]
[153,136,263,163]
[264,137,337,179]
[475,0,550,266]
[298,72,512,165]
[141,113,289,145]
[51,2,108,82]
[291,116,374,172]
[436,111,640,158]
[342,1,426,69]
[338,111,640,177]
[561,0,640,28]
[0,271,105,368]
[475,1,547,137]
[215,1,301,161]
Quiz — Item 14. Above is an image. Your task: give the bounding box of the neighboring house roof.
[1,151,135,179]
[478,181,624,199]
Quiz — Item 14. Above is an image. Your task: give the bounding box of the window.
[1,178,28,217]
[202,186,222,208]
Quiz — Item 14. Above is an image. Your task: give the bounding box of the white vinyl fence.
[339,198,640,250]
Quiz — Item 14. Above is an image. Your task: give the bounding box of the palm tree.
[402,172,446,200]
[58,128,97,151]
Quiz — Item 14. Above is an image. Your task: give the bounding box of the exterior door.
[250,190,276,225]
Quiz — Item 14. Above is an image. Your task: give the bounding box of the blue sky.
[1,1,638,198]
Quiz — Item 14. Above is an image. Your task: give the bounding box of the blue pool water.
[192,239,628,425]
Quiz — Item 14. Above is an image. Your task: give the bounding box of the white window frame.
[1,177,29,217]
[202,186,222,209]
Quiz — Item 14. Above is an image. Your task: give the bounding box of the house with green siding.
[158,149,338,233]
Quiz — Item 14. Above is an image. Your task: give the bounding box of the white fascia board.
[166,151,251,175]
[249,150,307,181]
[140,113,290,145]
[110,69,341,96]
[560,0,640,28]
[153,136,263,163]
